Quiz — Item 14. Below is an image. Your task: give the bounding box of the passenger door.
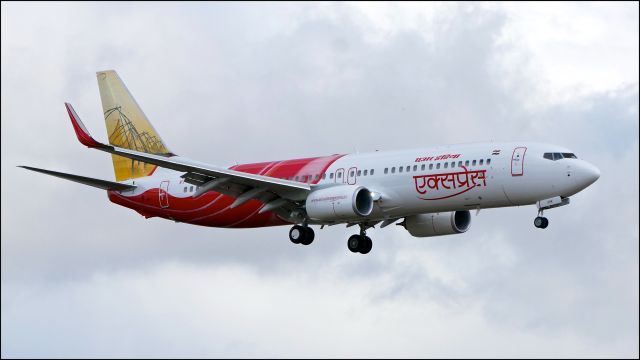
[159,180,169,208]
[511,147,527,176]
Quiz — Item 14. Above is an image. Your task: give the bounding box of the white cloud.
[2,261,635,358]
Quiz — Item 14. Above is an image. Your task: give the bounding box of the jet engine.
[306,185,374,221]
[403,211,471,237]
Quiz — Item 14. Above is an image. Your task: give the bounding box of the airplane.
[20,70,601,254]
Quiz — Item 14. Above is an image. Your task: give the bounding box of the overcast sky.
[1,2,638,358]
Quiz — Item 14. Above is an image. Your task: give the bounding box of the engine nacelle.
[306,185,374,221]
[404,211,471,237]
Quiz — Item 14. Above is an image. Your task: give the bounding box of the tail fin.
[97,70,172,181]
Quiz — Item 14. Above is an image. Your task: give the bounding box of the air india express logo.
[413,166,487,200]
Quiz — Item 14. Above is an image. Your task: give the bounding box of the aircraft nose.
[575,161,600,189]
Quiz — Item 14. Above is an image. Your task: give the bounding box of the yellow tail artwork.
[97,70,172,181]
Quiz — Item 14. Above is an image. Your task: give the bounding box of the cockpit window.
[544,152,578,161]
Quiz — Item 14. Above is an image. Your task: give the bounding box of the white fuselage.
[127,141,600,225]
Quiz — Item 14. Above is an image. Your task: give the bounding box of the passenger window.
[444,162,448,168]
[458,161,463,167]
[357,170,361,176]
[330,173,334,179]
[451,162,455,168]
[553,153,563,160]
[364,170,368,176]
[399,166,403,173]
[338,172,342,178]
[413,165,417,171]
[391,167,396,174]
[384,168,388,174]
[479,159,484,165]
[406,166,410,172]
[465,160,470,166]
[436,163,440,169]
[183,186,187,192]
[190,186,194,192]
[322,173,326,180]
[487,158,491,165]
[429,164,433,170]
[315,174,319,180]
[295,176,299,181]
[472,160,476,166]
[421,164,425,171]
[370,169,374,175]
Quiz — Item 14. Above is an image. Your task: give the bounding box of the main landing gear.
[288,223,374,254]
[289,225,314,245]
[347,225,373,254]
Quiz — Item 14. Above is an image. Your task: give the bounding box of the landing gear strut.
[534,196,570,229]
[534,209,549,229]
[289,225,315,245]
[347,225,373,254]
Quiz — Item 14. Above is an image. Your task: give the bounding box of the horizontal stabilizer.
[19,166,136,192]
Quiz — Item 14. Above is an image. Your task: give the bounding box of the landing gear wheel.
[540,217,549,229]
[360,236,372,254]
[534,216,549,229]
[289,225,304,244]
[347,235,361,253]
[290,225,315,245]
[300,227,315,245]
[347,235,373,254]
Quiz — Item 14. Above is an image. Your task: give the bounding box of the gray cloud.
[1,2,638,358]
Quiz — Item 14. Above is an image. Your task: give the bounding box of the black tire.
[300,227,315,245]
[540,217,549,229]
[534,216,544,228]
[347,235,361,253]
[359,236,372,254]
[289,225,305,244]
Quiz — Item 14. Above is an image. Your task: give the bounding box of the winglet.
[64,102,105,148]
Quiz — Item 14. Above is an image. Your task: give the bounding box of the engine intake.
[404,211,471,237]
[306,185,374,221]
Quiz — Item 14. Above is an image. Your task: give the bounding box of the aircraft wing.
[65,103,311,203]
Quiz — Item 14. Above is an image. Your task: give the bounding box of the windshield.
[543,152,578,161]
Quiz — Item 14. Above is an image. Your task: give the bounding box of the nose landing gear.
[534,215,549,229]
[533,196,571,229]
[534,208,549,229]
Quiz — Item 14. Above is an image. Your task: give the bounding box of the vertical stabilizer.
[97,70,171,181]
